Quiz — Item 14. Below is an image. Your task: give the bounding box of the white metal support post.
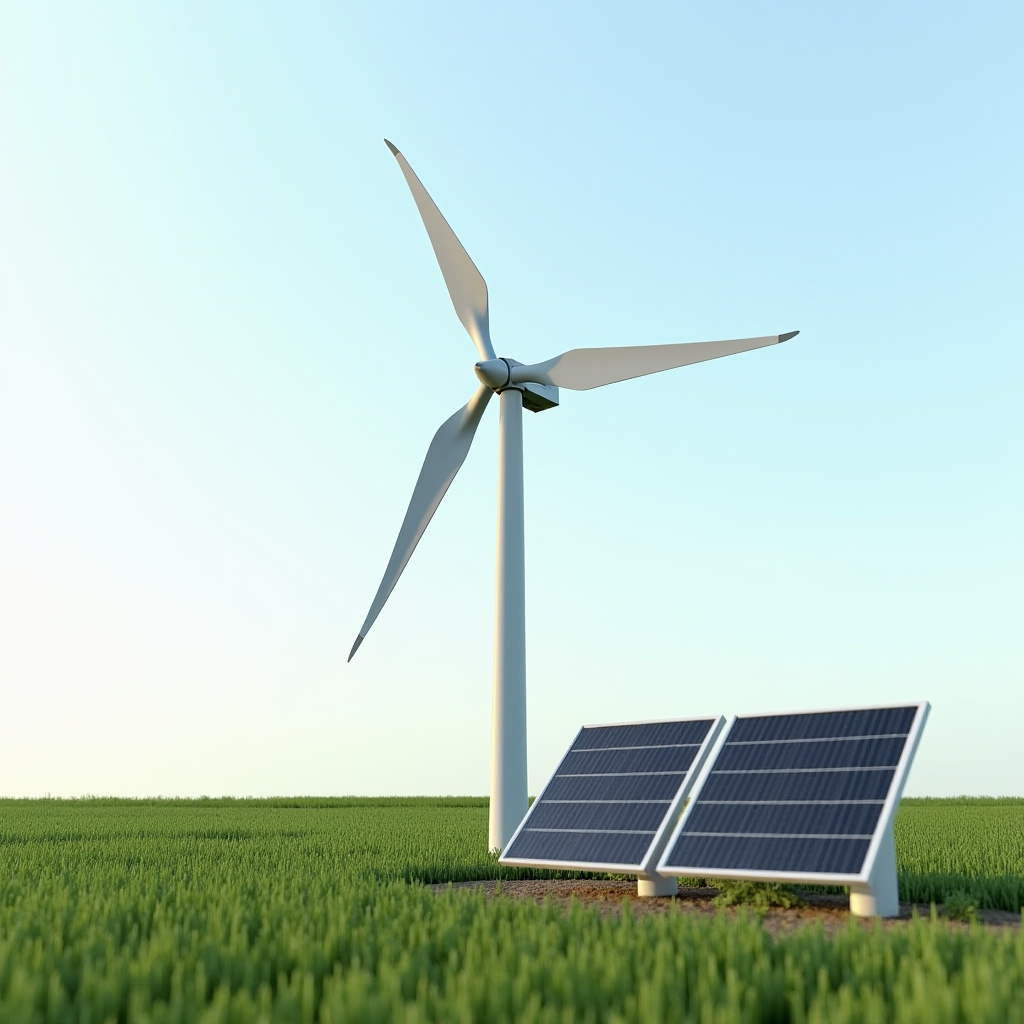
[850,818,900,917]
[489,386,529,852]
[637,875,679,897]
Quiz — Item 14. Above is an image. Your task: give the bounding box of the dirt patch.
[429,879,1021,936]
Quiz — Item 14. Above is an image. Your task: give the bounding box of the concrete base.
[637,874,678,897]
[850,820,900,918]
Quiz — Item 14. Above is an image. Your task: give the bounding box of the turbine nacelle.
[474,358,561,412]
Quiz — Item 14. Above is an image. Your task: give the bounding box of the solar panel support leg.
[637,873,678,897]
[850,819,900,918]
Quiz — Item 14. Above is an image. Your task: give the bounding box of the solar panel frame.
[500,715,726,875]
[656,702,930,886]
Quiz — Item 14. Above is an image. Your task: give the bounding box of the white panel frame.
[655,701,930,890]
[499,715,726,874]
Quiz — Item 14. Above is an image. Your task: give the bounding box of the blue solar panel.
[526,801,670,833]
[667,835,870,875]
[698,767,895,803]
[571,720,719,749]
[504,830,655,866]
[684,801,883,837]
[558,744,703,775]
[729,707,916,742]
[658,704,927,881]
[713,736,907,772]
[501,717,722,871]
[542,773,684,803]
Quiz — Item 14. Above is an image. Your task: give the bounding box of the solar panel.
[656,702,930,916]
[500,716,724,874]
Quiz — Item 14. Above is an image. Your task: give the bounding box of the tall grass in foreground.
[2,874,1022,1023]
[1,799,1022,1022]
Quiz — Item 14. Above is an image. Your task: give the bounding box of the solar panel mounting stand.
[849,818,899,918]
[637,873,679,897]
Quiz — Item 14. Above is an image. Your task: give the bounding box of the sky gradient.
[1,2,1021,798]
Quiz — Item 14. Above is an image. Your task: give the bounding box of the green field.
[1,797,1022,1022]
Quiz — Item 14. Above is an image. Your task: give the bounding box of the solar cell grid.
[684,801,884,837]
[728,707,916,743]
[713,736,906,772]
[526,801,669,833]
[502,716,722,871]
[659,705,925,881]
[542,773,684,802]
[698,768,895,803]
[572,720,715,750]
[505,829,655,866]
[558,745,700,776]
[668,834,870,875]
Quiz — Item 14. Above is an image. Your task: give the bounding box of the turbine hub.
[475,357,560,412]
[474,358,511,390]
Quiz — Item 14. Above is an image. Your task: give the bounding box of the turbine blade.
[510,332,799,391]
[385,140,496,361]
[348,386,493,661]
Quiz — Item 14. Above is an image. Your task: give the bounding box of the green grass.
[5,796,1021,905]
[1,798,1022,1022]
[895,798,1024,911]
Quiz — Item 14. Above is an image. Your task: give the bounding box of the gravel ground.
[428,879,1021,936]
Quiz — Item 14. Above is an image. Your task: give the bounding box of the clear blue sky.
[1,2,1021,798]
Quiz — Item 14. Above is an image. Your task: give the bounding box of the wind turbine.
[350,140,798,852]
